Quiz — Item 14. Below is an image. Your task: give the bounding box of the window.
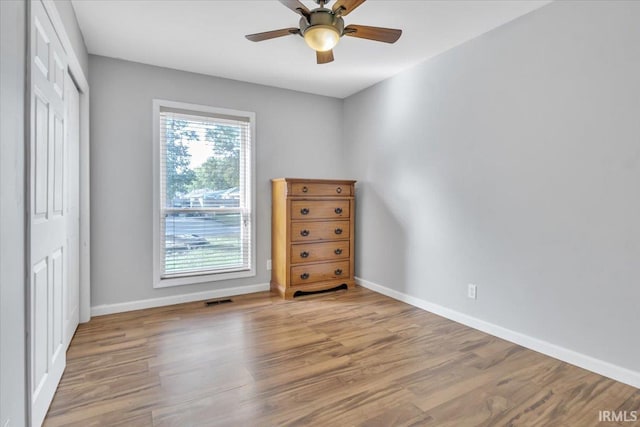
[153,100,255,287]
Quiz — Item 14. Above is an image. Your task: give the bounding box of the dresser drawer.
[291,200,350,220]
[291,261,350,286]
[290,182,352,197]
[290,241,349,264]
[291,220,350,242]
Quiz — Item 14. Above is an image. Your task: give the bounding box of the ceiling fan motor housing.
[299,9,345,38]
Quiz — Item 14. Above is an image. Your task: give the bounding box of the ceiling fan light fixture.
[303,25,340,52]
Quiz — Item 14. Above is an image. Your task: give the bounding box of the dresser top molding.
[271,178,357,184]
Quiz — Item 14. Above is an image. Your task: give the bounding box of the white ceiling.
[72,0,551,98]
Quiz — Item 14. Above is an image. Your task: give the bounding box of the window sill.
[154,268,256,288]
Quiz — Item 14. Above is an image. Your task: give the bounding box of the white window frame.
[152,99,256,288]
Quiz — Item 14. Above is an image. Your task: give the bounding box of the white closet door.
[64,72,80,349]
[29,1,68,425]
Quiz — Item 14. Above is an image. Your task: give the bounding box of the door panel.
[51,248,64,360]
[52,53,65,99]
[53,113,64,215]
[34,94,49,219]
[31,258,48,396]
[33,18,49,78]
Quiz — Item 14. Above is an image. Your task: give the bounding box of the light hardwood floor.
[44,286,639,426]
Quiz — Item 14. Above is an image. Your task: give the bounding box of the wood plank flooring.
[44,286,639,426]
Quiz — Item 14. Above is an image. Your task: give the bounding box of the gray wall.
[344,0,640,372]
[53,0,89,79]
[89,55,346,306]
[0,1,27,425]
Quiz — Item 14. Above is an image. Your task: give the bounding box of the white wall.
[0,1,27,425]
[344,0,640,375]
[89,55,347,307]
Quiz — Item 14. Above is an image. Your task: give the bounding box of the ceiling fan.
[245,0,402,64]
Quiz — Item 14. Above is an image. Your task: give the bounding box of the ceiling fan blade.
[316,49,334,64]
[279,0,310,20]
[245,28,300,42]
[343,25,402,43]
[332,0,367,16]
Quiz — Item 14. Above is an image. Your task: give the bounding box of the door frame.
[26,1,90,424]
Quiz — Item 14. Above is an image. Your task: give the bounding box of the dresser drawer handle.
[336,187,342,194]
[300,208,309,215]
[300,273,309,280]
[300,251,309,258]
[334,248,343,255]
[334,207,343,214]
[334,228,343,235]
[334,269,343,275]
[300,229,310,237]
[302,186,309,193]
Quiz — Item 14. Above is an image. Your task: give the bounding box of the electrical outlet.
[468,284,477,300]
[266,259,272,271]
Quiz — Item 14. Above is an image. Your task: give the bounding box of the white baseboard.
[355,277,640,390]
[91,283,270,317]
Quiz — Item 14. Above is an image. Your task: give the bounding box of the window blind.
[158,106,252,279]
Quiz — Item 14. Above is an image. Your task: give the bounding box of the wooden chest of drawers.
[271,178,356,299]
